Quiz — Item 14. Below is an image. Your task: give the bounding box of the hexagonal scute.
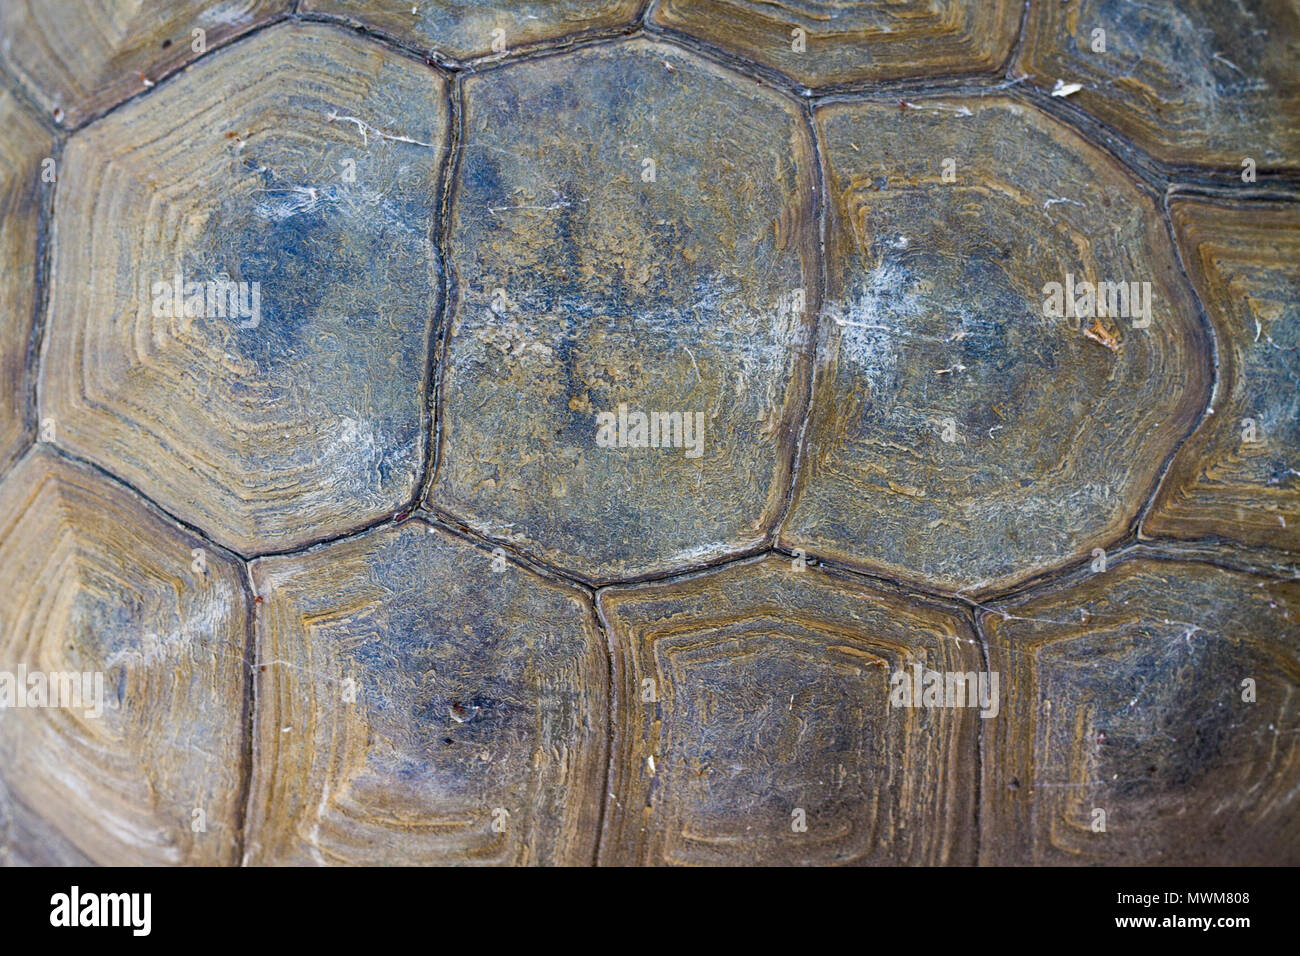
[1016,0,1300,169]
[431,39,818,583]
[246,520,606,865]
[0,447,247,866]
[782,97,1209,595]
[652,0,1021,88]
[598,556,979,865]
[981,558,1300,865]
[1146,198,1300,551]
[0,89,51,473]
[0,0,290,127]
[43,23,447,556]
[302,0,641,60]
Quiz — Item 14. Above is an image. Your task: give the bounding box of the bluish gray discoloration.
[42,24,447,554]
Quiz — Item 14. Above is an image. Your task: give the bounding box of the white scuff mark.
[647,755,656,774]
[325,111,436,148]
[1255,318,1262,342]
[831,318,895,330]
[900,101,972,116]
[255,185,322,222]
[934,364,967,375]
[1212,52,1245,75]
[1043,197,1085,210]
[988,425,1003,440]
[1051,80,1084,97]
[487,197,585,215]
[684,345,702,384]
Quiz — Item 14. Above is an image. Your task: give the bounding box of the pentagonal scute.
[43,23,447,556]
[782,97,1209,595]
[598,555,979,865]
[1016,0,1300,169]
[246,520,607,865]
[0,447,247,866]
[1146,198,1300,551]
[0,0,291,127]
[652,0,1021,88]
[981,558,1300,865]
[430,39,818,582]
[0,89,51,473]
[302,0,641,60]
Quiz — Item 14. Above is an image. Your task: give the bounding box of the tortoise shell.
[0,0,1296,866]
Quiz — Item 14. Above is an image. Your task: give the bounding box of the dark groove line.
[459,24,643,71]
[420,73,464,508]
[24,137,60,451]
[972,536,1148,609]
[233,559,259,866]
[596,547,776,598]
[42,443,247,565]
[408,68,460,517]
[770,99,827,542]
[1131,189,1224,532]
[770,543,978,614]
[642,19,813,100]
[1003,0,1031,82]
[967,603,988,866]
[595,541,775,590]
[972,537,1300,617]
[67,11,297,133]
[591,597,618,866]
[453,28,645,81]
[296,8,643,74]
[419,508,595,596]
[235,509,395,562]
[4,133,61,485]
[1129,538,1300,580]
[292,10,461,71]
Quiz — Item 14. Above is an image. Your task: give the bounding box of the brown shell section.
[41,23,446,556]
[598,556,979,865]
[245,521,607,865]
[1146,198,1300,551]
[0,0,291,128]
[430,38,818,582]
[981,558,1300,865]
[0,89,50,473]
[1015,0,1300,169]
[0,447,247,866]
[652,0,1021,88]
[302,0,641,60]
[782,96,1209,594]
